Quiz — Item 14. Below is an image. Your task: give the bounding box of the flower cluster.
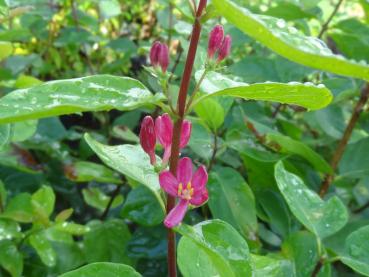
[207,25,232,63]
[139,114,208,228]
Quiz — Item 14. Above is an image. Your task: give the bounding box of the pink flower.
[139,116,157,165]
[149,41,169,73]
[155,113,191,165]
[208,25,224,59]
[217,35,232,63]
[159,157,208,228]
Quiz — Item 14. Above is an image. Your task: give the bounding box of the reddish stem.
[166,1,207,277]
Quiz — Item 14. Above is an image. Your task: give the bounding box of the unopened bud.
[217,35,232,63]
[139,116,156,165]
[150,41,170,73]
[208,25,224,59]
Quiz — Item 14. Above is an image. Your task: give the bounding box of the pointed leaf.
[59,262,141,277]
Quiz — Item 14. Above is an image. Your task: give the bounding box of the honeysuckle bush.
[0,0,369,277]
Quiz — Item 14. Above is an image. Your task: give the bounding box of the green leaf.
[274,161,348,239]
[69,161,122,184]
[339,225,369,276]
[83,219,132,265]
[84,133,165,211]
[176,220,252,277]
[82,187,124,211]
[194,71,332,110]
[59,262,141,277]
[0,75,160,124]
[0,180,6,208]
[32,185,55,218]
[213,0,369,81]
[53,222,90,236]
[266,133,332,173]
[0,240,23,277]
[99,0,121,19]
[208,167,257,240]
[121,185,164,226]
[251,254,294,277]
[0,41,13,61]
[11,120,37,142]
[0,124,11,149]
[194,98,225,131]
[0,219,22,240]
[29,231,57,267]
[340,137,369,178]
[55,208,74,223]
[14,74,42,89]
[2,193,34,223]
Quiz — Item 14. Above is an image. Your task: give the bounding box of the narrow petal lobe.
[164,199,189,228]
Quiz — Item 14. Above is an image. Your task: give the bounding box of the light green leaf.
[29,231,57,267]
[69,161,122,184]
[1,193,34,223]
[251,254,294,277]
[274,161,348,239]
[0,124,11,149]
[176,220,252,277]
[0,240,23,277]
[0,41,13,61]
[55,208,74,223]
[120,185,165,226]
[99,0,121,19]
[14,74,42,89]
[194,72,332,110]
[267,133,332,173]
[11,120,37,142]
[340,225,369,276]
[0,75,160,124]
[32,185,55,218]
[213,0,369,81]
[82,187,123,211]
[0,219,22,240]
[59,262,141,277]
[84,133,165,211]
[53,222,90,236]
[194,98,225,131]
[208,167,257,240]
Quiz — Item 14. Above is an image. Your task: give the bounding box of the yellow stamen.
[178,183,183,196]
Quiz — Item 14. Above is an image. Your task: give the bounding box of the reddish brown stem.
[319,83,369,197]
[166,1,207,277]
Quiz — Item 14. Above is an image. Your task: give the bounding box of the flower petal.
[177,157,193,185]
[155,113,173,148]
[190,188,208,206]
[192,165,208,190]
[164,199,189,228]
[159,170,178,197]
[179,120,192,148]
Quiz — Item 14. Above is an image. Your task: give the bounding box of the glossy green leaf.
[83,219,132,265]
[267,133,332,173]
[32,185,55,218]
[1,193,34,223]
[251,254,294,277]
[194,98,225,131]
[0,219,22,240]
[29,231,57,267]
[0,124,11,149]
[274,161,348,239]
[11,120,37,142]
[176,220,252,277]
[82,187,124,211]
[213,0,369,81]
[55,208,74,223]
[53,222,90,236]
[59,262,141,277]
[70,161,122,184]
[0,75,160,124]
[208,167,257,240]
[120,185,164,226]
[340,225,369,276]
[84,133,165,211]
[194,71,332,110]
[0,240,23,277]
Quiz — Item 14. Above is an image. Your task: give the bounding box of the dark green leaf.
[0,240,23,277]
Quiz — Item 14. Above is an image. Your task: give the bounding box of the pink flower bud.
[149,41,170,73]
[150,41,161,67]
[139,116,156,165]
[208,25,224,59]
[180,120,192,148]
[217,35,232,63]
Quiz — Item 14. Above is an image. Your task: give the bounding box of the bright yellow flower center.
[177,182,194,200]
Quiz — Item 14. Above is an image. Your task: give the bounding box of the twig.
[353,201,369,213]
[185,69,207,111]
[311,258,324,277]
[168,43,183,83]
[272,103,283,118]
[207,132,218,171]
[167,1,207,276]
[100,185,122,220]
[317,0,344,39]
[319,84,369,197]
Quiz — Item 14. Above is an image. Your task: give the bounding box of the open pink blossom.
[159,157,208,228]
[155,114,192,164]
